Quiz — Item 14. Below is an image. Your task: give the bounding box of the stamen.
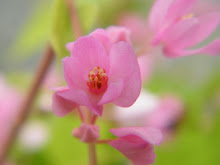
[87,66,108,94]
[182,13,194,20]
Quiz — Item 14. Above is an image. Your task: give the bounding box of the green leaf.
[76,0,99,33]
[50,0,73,62]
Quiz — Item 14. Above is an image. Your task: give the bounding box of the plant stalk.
[88,143,97,165]
[0,44,54,164]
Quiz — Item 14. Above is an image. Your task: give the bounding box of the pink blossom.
[109,127,162,165]
[111,90,159,126]
[149,0,220,57]
[137,55,153,83]
[146,95,184,134]
[52,87,78,117]
[111,91,183,139]
[118,14,153,53]
[118,15,154,83]
[72,123,100,143]
[52,28,141,116]
[40,67,63,112]
[0,76,21,149]
[66,26,131,53]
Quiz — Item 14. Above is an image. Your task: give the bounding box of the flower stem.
[96,139,114,144]
[0,44,54,164]
[65,0,82,39]
[77,107,84,122]
[88,143,97,165]
[90,114,98,125]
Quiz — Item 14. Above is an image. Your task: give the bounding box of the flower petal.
[108,42,141,107]
[66,42,74,52]
[149,0,174,31]
[185,39,220,56]
[110,138,156,165]
[62,57,87,90]
[109,127,162,165]
[113,63,141,107]
[72,123,100,143]
[57,87,103,116]
[166,0,196,22]
[137,55,153,83]
[106,26,131,44]
[69,36,110,73]
[162,17,199,48]
[108,41,135,81]
[98,79,124,105]
[164,39,220,57]
[188,12,220,46]
[110,127,163,145]
[52,87,78,117]
[89,28,112,52]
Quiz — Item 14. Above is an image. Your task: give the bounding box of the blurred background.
[1,0,220,164]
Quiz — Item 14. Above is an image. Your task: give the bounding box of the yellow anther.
[87,66,108,94]
[182,13,194,20]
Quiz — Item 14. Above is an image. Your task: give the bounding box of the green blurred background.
[1,0,220,164]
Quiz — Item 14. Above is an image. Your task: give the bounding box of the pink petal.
[164,39,220,57]
[137,55,153,83]
[146,95,183,130]
[113,63,141,107]
[57,87,103,116]
[89,28,112,52]
[0,77,22,148]
[185,39,220,56]
[106,26,131,44]
[65,42,74,51]
[110,138,156,165]
[62,57,87,90]
[109,127,162,165]
[118,14,147,43]
[72,123,100,143]
[162,17,199,48]
[98,79,124,105]
[110,127,163,145]
[149,0,174,32]
[52,87,78,117]
[108,42,135,80]
[166,0,196,22]
[187,12,220,47]
[69,36,110,74]
[108,42,141,107]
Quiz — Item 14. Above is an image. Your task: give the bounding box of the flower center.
[87,66,108,94]
[182,13,194,20]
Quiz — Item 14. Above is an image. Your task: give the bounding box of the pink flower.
[40,67,63,112]
[72,123,100,143]
[0,76,21,149]
[118,14,153,53]
[52,28,141,116]
[111,90,159,126]
[137,55,153,83]
[52,87,78,117]
[118,14,147,45]
[146,95,183,134]
[109,127,162,165]
[149,0,220,57]
[111,91,183,139]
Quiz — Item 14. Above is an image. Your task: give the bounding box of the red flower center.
[87,66,108,94]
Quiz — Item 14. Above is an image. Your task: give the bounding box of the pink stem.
[96,139,115,144]
[90,114,98,125]
[0,44,54,163]
[77,107,84,123]
[88,143,97,165]
[65,0,82,39]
